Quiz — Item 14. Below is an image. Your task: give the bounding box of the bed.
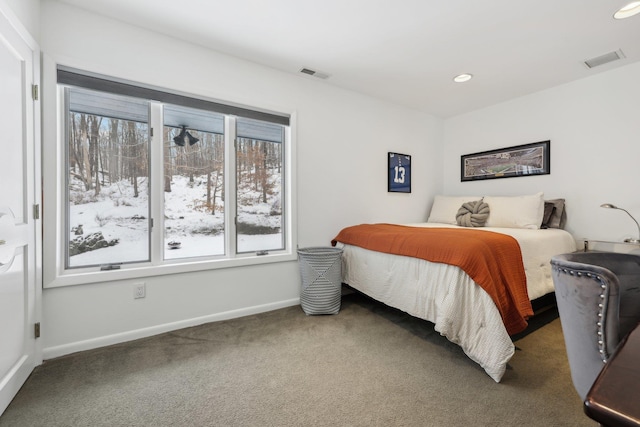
[331,193,576,382]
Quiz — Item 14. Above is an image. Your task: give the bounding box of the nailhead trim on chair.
[552,266,610,363]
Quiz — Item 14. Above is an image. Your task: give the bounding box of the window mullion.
[61,87,71,271]
[149,102,164,264]
[226,116,237,257]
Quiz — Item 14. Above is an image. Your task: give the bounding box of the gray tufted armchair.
[550,251,640,400]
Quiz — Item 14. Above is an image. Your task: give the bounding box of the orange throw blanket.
[331,224,533,335]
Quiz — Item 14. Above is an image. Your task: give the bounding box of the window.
[163,105,226,260]
[57,68,291,275]
[235,118,285,253]
[65,88,151,268]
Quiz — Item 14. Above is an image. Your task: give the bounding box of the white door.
[0,5,41,416]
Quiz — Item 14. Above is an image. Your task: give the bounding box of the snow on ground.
[69,172,282,267]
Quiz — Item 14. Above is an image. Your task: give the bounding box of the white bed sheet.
[407,223,578,300]
[338,223,576,382]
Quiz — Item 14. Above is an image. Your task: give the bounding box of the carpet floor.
[0,292,596,426]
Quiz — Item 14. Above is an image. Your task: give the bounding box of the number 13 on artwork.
[388,152,411,193]
[393,165,406,183]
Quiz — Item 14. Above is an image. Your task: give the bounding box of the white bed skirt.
[341,244,516,382]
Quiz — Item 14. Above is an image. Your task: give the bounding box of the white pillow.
[483,192,544,229]
[428,195,482,225]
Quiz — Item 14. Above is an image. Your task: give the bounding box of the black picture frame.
[388,152,411,193]
[461,140,550,182]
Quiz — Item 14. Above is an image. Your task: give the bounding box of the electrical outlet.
[133,282,146,299]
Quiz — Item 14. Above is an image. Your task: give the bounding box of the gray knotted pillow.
[456,200,490,227]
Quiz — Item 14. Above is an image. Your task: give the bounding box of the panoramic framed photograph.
[461,140,550,182]
[388,152,411,193]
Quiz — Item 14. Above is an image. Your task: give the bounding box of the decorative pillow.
[541,202,555,227]
[483,192,544,229]
[427,195,482,225]
[456,200,490,227]
[544,198,566,229]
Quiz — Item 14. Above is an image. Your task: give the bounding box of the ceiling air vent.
[299,67,330,79]
[584,49,625,69]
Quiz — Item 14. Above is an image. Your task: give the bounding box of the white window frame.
[42,66,297,288]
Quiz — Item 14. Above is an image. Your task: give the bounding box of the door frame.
[0,1,42,416]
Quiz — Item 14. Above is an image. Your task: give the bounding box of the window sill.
[44,251,297,288]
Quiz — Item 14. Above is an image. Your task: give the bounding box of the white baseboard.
[43,298,300,360]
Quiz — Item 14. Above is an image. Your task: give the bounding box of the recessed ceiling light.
[614,1,640,19]
[453,73,473,83]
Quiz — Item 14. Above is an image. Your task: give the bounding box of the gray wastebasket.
[297,247,343,315]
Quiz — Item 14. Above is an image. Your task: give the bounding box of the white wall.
[39,1,441,357]
[443,61,640,244]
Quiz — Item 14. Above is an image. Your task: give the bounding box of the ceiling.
[55,0,640,118]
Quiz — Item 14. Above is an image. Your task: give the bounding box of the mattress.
[337,222,576,382]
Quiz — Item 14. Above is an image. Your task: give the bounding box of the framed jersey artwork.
[388,152,411,193]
